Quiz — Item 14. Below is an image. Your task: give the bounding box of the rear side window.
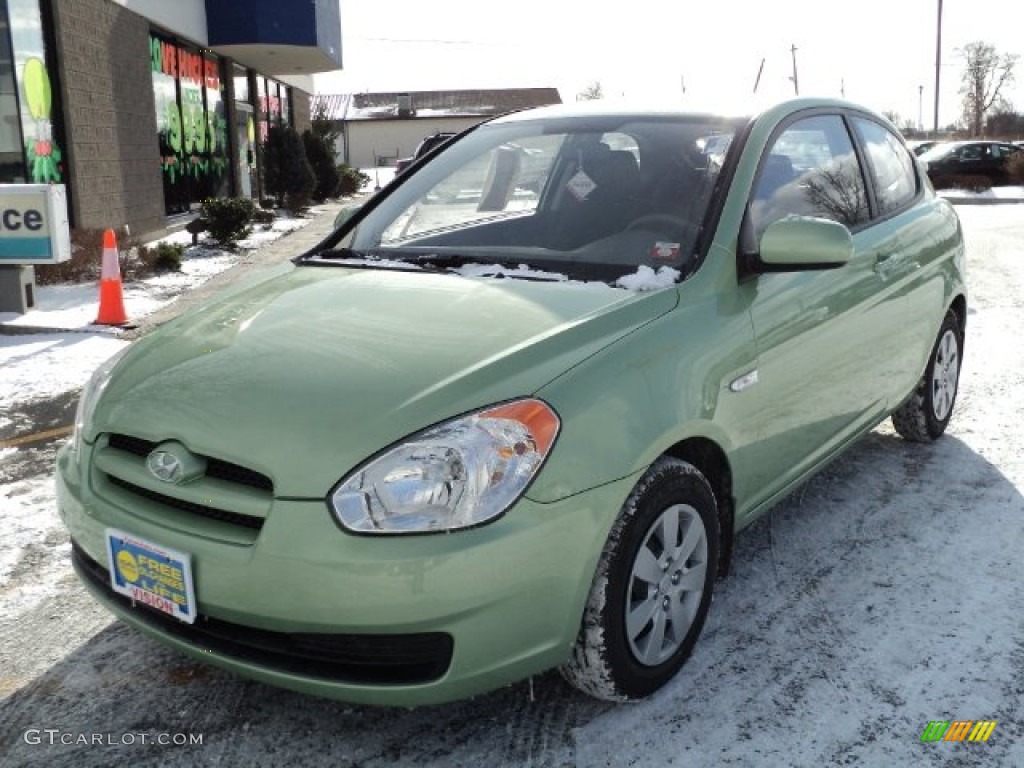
[852,118,918,217]
[750,114,869,237]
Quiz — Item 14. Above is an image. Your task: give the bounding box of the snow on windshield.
[615,265,680,291]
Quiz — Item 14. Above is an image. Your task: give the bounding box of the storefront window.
[202,54,230,200]
[150,33,231,215]
[256,76,268,143]
[257,77,290,141]
[233,66,257,199]
[279,84,291,125]
[4,0,64,183]
[232,64,249,104]
[0,0,26,181]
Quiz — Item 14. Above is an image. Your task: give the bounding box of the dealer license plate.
[105,528,197,624]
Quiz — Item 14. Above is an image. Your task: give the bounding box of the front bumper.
[57,442,637,706]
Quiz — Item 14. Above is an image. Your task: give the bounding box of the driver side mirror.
[751,215,853,273]
[333,204,362,230]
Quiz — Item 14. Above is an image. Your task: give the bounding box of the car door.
[848,116,949,389]
[956,143,984,174]
[738,112,906,514]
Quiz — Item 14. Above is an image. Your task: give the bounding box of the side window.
[852,117,917,216]
[959,145,981,161]
[750,114,869,238]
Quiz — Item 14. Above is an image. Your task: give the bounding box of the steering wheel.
[626,214,692,236]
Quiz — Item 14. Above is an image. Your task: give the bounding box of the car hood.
[92,265,677,497]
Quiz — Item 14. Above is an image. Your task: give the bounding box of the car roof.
[941,139,1011,147]
[486,96,881,126]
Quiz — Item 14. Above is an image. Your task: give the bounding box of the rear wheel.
[892,310,963,442]
[560,458,719,701]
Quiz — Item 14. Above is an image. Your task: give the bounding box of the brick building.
[0,0,341,239]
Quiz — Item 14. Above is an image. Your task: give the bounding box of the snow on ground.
[937,184,1024,202]
[0,474,68,621]
[0,333,126,421]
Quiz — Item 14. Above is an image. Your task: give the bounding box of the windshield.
[319,113,743,283]
[918,143,957,162]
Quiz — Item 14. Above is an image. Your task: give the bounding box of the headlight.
[330,398,559,534]
[72,345,130,454]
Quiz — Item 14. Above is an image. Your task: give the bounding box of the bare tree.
[958,41,1018,136]
[802,162,869,227]
[986,109,1024,137]
[576,81,604,101]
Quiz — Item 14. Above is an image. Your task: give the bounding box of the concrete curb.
[945,197,1024,205]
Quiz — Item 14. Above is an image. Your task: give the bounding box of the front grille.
[107,434,274,492]
[106,475,264,531]
[72,543,454,686]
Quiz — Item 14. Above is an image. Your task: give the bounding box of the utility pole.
[918,84,924,131]
[753,58,765,94]
[840,78,845,98]
[790,45,799,96]
[933,0,943,135]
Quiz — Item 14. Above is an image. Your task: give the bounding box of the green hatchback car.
[57,97,966,706]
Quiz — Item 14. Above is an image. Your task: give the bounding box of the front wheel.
[892,310,963,442]
[560,458,719,701]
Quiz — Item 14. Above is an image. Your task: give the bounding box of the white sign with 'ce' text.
[0,184,71,265]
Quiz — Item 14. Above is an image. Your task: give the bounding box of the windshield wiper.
[303,248,482,272]
[297,248,429,272]
[310,247,369,261]
[304,248,615,284]
[408,253,483,271]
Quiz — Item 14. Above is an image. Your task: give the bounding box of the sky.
[314,0,1024,132]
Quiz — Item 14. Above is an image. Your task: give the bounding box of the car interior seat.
[549,141,642,250]
[755,153,796,200]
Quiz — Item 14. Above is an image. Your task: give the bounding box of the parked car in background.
[394,131,457,174]
[918,140,1023,185]
[59,97,966,707]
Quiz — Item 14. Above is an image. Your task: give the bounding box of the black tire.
[559,457,719,701]
[892,310,963,442]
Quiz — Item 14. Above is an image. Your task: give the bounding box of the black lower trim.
[105,475,265,531]
[72,542,453,686]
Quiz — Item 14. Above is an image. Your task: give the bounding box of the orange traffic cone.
[95,229,127,325]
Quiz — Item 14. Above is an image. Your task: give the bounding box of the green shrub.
[200,197,257,245]
[262,125,315,213]
[35,228,141,285]
[303,129,341,201]
[34,229,189,284]
[337,164,370,197]
[137,242,184,273]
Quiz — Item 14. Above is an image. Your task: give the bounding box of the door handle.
[873,252,902,276]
